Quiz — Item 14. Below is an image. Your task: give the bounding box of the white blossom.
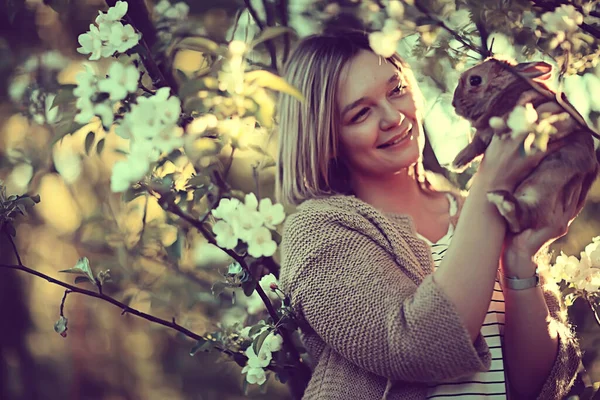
[108,22,141,53]
[507,103,538,136]
[54,151,82,184]
[109,88,183,192]
[74,97,96,125]
[584,237,600,268]
[368,19,402,58]
[258,198,285,230]
[259,273,279,298]
[212,220,239,249]
[77,1,139,61]
[212,198,241,220]
[110,152,151,193]
[488,116,506,131]
[77,25,103,60]
[8,163,34,194]
[74,64,99,100]
[262,332,283,353]
[247,227,277,258]
[106,0,128,21]
[93,102,115,128]
[541,5,583,34]
[233,210,264,242]
[97,62,140,101]
[8,76,30,102]
[241,365,267,385]
[244,344,272,368]
[155,0,190,20]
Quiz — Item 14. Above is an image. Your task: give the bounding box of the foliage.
[1,0,600,398]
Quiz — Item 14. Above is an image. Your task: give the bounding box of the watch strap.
[500,273,540,290]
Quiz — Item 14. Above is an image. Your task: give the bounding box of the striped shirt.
[420,193,508,399]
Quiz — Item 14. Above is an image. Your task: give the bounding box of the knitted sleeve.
[279,209,492,383]
[535,272,582,399]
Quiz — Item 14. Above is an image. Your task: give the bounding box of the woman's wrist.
[502,248,537,279]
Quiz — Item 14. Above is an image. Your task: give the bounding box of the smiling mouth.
[377,128,412,149]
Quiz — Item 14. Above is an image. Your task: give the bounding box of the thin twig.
[276,0,290,63]
[413,0,483,56]
[6,231,23,266]
[243,0,279,72]
[151,190,310,389]
[0,262,247,360]
[60,289,71,317]
[531,0,600,39]
[224,146,236,181]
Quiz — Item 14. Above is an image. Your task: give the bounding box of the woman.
[275,29,581,399]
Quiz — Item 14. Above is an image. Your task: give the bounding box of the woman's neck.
[351,165,434,216]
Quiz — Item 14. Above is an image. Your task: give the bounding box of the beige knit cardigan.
[279,193,581,400]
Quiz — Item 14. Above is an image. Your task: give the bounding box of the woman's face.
[336,50,424,182]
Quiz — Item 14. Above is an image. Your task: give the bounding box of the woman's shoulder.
[283,194,368,234]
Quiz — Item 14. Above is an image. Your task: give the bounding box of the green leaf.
[175,69,188,83]
[52,117,85,145]
[250,26,296,50]
[211,281,228,298]
[59,257,96,284]
[51,85,77,109]
[178,79,207,99]
[248,324,264,337]
[84,131,95,155]
[174,37,222,55]
[245,70,304,101]
[189,338,208,356]
[74,276,92,285]
[186,174,210,188]
[96,138,105,155]
[54,316,68,337]
[242,278,257,297]
[252,328,271,355]
[242,377,249,395]
[122,186,145,202]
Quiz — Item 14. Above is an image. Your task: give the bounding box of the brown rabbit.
[451,57,598,233]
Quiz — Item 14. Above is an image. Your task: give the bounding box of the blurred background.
[1,0,600,399]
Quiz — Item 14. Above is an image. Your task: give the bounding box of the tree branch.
[6,231,23,266]
[276,0,291,63]
[151,186,310,398]
[243,0,279,72]
[0,262,249,360]
[413,0,483,56]
[531,0,600,39]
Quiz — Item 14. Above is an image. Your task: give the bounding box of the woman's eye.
[391,84,406,95]
[351,108,368,123]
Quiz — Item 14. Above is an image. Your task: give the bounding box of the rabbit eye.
[469,75,482,86]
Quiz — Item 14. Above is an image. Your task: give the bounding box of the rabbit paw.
[450,155,471,173]
[487,190,522,233]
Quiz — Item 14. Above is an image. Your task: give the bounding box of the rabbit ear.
[514,61,553,81]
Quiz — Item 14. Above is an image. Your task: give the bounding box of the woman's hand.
[501,180,583,278]
[477,133,548,192]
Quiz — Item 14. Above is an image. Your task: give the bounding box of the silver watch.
[500,273,540,290]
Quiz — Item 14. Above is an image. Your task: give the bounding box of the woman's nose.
[380,101,404,131]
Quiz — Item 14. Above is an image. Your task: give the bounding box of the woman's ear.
[514,61,553,81]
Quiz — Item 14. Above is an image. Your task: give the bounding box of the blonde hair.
[275,29,422,207]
